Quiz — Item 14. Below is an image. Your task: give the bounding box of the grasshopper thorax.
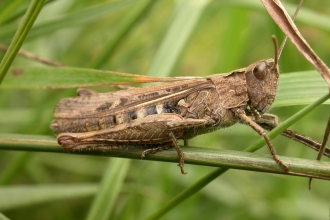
[245,58,279,113]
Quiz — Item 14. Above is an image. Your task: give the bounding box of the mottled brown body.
[51,58,288,174]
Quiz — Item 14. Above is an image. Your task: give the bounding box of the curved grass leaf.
[3,66,187,88]
[2,67,329,107]
[275,71,329,107]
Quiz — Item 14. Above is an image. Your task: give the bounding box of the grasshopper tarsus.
[178,164,187,175]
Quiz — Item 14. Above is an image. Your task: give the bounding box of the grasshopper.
[50,37,290,174]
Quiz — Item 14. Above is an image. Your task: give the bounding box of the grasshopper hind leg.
[56,114,206,174]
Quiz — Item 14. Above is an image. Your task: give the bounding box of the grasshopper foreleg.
[233,108,289,171]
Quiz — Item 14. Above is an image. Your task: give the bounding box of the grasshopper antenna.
[271,36,279,69]
[277,0,304,60]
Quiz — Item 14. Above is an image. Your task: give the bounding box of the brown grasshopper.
[50,37,289,174]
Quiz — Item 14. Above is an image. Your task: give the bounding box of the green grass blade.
[85,159,130,220]
[0,152,32,185]
[0,212,10,220]
[2,66,182,89]
[146,0,211,77]
[275,71,329,107]
[0,0,135,43]
[0,0,45,84]
[0,184,98,211]
[0,0,55,25]
[0,0,25,25]
[89,0,157,69]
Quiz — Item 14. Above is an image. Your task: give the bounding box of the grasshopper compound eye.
[252,62,267,80]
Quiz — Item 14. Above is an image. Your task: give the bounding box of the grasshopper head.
[245,36,280,114]
[245,58,279,113]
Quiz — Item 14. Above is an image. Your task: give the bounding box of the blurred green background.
[0,0,330,219]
